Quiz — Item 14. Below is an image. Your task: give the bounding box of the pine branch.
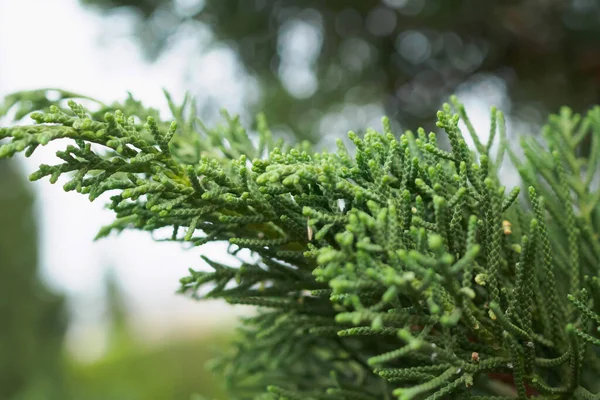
[2,90,600,399]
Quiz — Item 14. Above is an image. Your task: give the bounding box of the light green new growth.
[2,88,600,399]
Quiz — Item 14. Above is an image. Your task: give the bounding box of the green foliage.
[2,88,600,399]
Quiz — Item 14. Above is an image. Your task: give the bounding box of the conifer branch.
[2,90,600,399]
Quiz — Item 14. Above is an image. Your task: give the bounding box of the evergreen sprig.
[1,88,600,399]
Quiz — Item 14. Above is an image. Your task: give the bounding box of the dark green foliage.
[2,88,600,398]
[80,0,600,139]
[0,159,67,399]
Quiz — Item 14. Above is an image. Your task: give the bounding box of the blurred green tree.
[0,160,68,400]
[65,269,229,400]
[81,0,600,141]
[65,335,230,400]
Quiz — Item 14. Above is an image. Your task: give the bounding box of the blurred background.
[1,0,600,398]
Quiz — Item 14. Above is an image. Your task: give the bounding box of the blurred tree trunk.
[0,160,68,400]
